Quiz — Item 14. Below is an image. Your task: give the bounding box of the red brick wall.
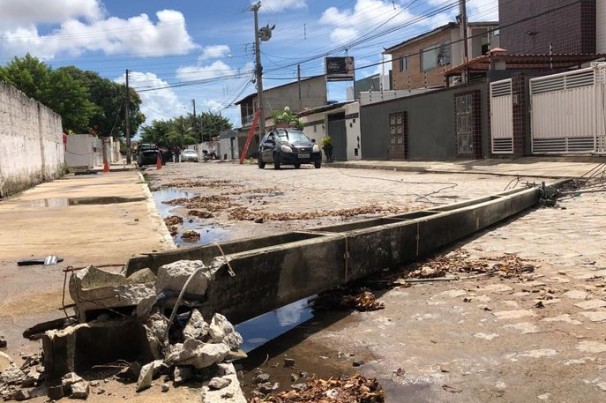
[499,0,596,54]
[389,29,453,90]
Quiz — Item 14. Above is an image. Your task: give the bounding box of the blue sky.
[0,0,498,128]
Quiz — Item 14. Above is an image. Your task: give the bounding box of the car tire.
[294,163,301,169]
[273,153,281,170]
[258,157,265,169]
[314,161,321,169]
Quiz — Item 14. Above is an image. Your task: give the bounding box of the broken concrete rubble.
[39,259,247,400]
[0,365,25,385]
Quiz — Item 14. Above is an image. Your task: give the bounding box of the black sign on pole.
[325,56,355,82]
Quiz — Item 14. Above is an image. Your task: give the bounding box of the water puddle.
[236,298,315,353]
[25,196,146,208]
[151,188,234,246]
[151,188,193,217]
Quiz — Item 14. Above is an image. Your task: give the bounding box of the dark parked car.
[137,144,160,166]
[258,129,322,169]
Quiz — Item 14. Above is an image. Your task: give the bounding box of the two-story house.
[235,75,327,129]
[383,21,499,90]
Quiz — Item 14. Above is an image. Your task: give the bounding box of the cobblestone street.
[145,161,606,402]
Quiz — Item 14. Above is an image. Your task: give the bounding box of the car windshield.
[183,150,196,154]
[276,131,310,143]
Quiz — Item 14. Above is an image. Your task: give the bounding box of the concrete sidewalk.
[0,170,172,265]
[330,156,606,179]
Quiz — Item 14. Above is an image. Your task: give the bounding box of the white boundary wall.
[0,82,64,197]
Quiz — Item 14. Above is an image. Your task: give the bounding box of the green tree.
[0,54,52,101]
[140,112,232,148]
[0,55,145,138]
[0,54,96,133]
[199,111,232,141]
[56,66,145,138]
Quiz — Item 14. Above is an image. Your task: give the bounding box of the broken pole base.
[42,319,154,381]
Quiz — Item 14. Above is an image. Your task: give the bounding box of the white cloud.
[256,0,306,13]
[0,0,103,26]
[467,0,499,21]
[199,45,231,61]
[115,71,186,126]
[176,60,237,81]
[320,0,417,45]
[0,9,197,60]
[427,0,498,21]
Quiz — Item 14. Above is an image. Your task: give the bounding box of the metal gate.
[490,79,514,154]
[328,118,347,161]
[530,64,606,154]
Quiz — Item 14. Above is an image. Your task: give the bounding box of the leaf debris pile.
[228,205,408,222]
[188,210,214,219]
[158,179,234,189]
[164,195,238,212]
[404,249,536,280]
[312,287,384,312]
[249,374,384,403]
[181,230,200,242]
[163,215,183,235]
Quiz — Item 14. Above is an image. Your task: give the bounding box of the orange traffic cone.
[156,152,162,170]
[103,158,110,173]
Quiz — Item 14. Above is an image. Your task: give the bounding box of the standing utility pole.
[192,99,200,143]
[125,69,131,164]
[459,0,469,84]
[297,64,302,111]
[252,2,264,142]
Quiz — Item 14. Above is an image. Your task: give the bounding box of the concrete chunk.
[165,338,230,369]
[155,260,211,296]
[69,265,156,322]
[209,313,243,350]
[183,309,209,340]
[71,380,90,399]
[1,365,26,385]
[136,360,163,393]
[0,351,12,373]
[143,314,168,359]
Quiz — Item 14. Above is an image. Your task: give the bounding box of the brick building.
[499,0,596,54]
[384,22,498,91]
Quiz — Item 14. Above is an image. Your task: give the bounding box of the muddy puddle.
[151,188,233,246]
[239,308,358,398]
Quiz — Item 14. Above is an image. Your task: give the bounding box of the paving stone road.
[1,159,605,402]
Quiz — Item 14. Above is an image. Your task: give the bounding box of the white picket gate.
[490,79,514,154]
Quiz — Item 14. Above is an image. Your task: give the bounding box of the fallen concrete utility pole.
[39,183,566,387]
[124,185,552,325]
